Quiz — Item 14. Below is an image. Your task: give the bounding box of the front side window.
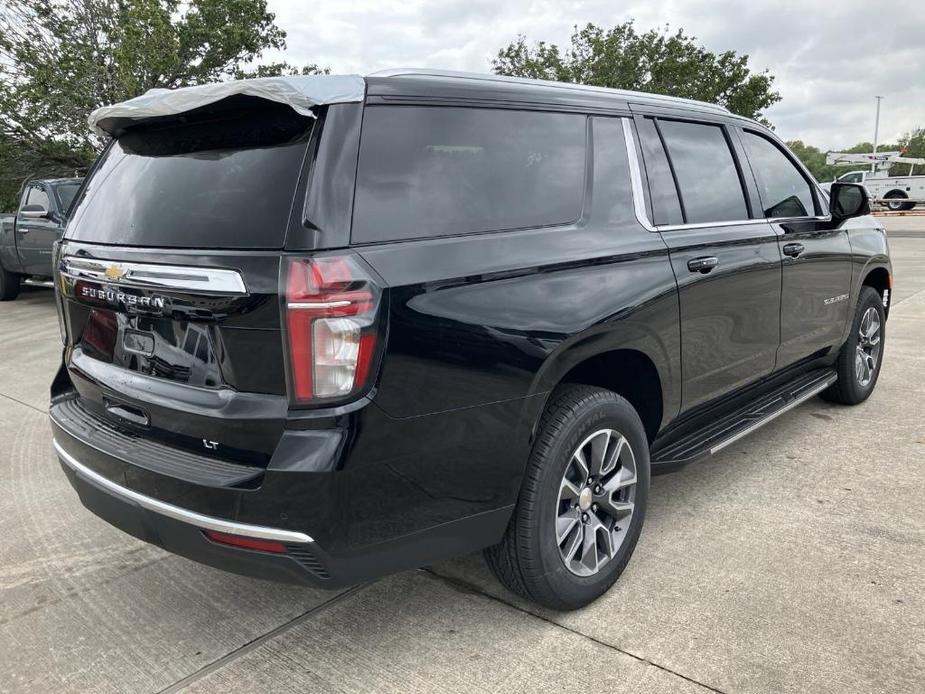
[54,182,82,215]
[840,172,863,183]
[352,106,587,243]
[742,131,816,218]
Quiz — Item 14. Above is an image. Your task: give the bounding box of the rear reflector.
[283,255,381,404]
[203,530,287,554]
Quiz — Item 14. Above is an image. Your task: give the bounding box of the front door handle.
[687,256,719,274]
[783,242,805,258]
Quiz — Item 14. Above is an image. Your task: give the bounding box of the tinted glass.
[840,171,863,183]
[67,102,312,248]
[25,186,50,211]
[589,118,636,225]
[742,132,816,218]
[658,120,748,224]
[55,182,82,215]
[352,107,586,243]
[636,118,683,225]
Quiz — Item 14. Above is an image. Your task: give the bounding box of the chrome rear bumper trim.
[53,439,313,544]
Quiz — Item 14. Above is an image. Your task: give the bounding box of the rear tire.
[883,191,912,211]
[484,385,649,610]
[0,264,20,301]
[821,286,885,405]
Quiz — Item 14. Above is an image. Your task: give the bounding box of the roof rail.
[368,68,730,114]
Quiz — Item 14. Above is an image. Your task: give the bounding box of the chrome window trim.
[622,117,658,232]
[767,215,833,225]
[53,439,313,544]
[620,117,833,232]
[60,256,247,295]
[657,219,769,232]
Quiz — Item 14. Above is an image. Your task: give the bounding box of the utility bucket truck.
[822,151,925,210]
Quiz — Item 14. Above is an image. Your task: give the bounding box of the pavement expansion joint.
[421,568,730,694]
[156,584,369,694]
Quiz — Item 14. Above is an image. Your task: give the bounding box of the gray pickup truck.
[1,178,83,299]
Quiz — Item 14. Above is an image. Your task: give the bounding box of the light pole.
[872,96,883,173]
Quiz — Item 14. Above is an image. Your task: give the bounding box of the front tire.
[484,385,649,610]
[0,264,20,301]
[821,286,885,405]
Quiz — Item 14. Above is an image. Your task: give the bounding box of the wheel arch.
[861,265,892,317]
[535,347,668,445]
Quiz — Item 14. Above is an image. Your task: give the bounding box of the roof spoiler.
[89,75,366,137]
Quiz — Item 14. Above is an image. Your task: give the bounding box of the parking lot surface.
[1,220,923,694]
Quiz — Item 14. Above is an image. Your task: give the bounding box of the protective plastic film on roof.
[89,74,366,137]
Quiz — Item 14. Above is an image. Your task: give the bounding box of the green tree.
[788,137,915,182]
[493,22,781,121]
[890,127,925,176]
[0,131,85,211]
[0,0,323,210]
[786,140,840,182]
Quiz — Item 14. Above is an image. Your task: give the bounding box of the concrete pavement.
[1,219,922,693]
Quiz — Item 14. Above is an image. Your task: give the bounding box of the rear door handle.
[687,256,719,274]
[783,242,805,258]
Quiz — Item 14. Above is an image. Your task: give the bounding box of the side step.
[651,369,837,467]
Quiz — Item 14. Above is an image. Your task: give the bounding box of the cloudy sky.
[263,0,924,150]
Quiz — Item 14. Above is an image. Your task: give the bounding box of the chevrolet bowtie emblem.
[104,264,127,281]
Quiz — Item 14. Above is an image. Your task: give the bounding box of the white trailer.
[821,151,925,210]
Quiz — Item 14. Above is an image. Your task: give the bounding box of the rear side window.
[67,99,313,249]
[352,107,587,243]
[635,118,683,226]
[657,120,749,224]
[741,131,816,218]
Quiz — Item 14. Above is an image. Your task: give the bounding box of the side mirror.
[20,204,49,219]
[829,182,870,222]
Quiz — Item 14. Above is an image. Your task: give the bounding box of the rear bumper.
[55,439,335,586]
[50,395,519,588]
[55,440,312,543]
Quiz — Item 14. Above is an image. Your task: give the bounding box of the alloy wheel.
[855,306,882,388]
[556,428,637,577]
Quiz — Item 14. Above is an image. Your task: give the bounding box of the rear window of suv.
[351,106,587,243]
[67,98,313,249]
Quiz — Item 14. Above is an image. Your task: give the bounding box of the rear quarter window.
[351,106,587,243]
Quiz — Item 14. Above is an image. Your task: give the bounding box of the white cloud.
[265,0,925,149]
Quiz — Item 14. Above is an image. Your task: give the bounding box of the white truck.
[821,151,925,210]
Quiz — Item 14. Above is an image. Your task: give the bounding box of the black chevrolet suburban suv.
[50,70,891,609]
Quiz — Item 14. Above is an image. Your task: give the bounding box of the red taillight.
[283,255,381,404]
[203,530,287,554]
